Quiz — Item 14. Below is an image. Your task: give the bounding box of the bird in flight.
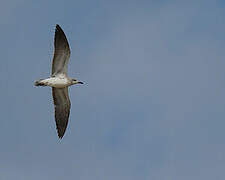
[35,24,83,138]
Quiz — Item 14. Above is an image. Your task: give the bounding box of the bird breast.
[42,76,71,88]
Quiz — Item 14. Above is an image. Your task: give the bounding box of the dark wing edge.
[51,24,71,76]
[52,87,71,138]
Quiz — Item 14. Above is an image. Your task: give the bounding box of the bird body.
[35,24,83,138]
[35,74,81,88]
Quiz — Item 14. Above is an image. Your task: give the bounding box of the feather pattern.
[51,24,70,76]
[52,87,71,138]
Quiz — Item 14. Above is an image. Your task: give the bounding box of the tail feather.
[35,79,46,86]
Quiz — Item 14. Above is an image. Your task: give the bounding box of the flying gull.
[35,24,83,138]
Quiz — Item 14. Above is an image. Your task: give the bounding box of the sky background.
[1,0,225,179]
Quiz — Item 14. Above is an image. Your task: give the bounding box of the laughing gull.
[35,24,83,138]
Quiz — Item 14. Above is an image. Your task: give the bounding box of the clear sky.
[1,0,225,179]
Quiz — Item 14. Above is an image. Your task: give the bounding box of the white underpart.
[40,74,71,88]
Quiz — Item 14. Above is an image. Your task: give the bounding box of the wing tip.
[58,135,64,139]
[54,24,70,52]
[57,127,67,139]
[55,24,62,33]
[57,131,65,139]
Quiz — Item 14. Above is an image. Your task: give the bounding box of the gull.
[35,24,83,138]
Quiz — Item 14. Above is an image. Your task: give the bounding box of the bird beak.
[77,81,84,84]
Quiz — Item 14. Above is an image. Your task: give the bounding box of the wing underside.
[52,24,70,76]
[52,87,71,138]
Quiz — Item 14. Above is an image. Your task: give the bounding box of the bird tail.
[34,79,46,86]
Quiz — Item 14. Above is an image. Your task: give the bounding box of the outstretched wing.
[52,87,71,138]
[52,24,70,76]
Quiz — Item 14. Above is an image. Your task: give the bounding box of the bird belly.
[41,77,70,88]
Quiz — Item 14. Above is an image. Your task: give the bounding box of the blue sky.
[1,0,225,179]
